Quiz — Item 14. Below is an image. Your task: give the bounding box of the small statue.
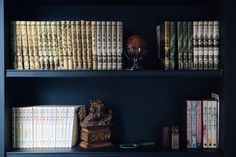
[78,99,113,149]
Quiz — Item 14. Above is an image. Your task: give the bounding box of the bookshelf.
[1,0,235,157]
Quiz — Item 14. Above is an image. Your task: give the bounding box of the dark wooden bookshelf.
[1,0,236,157]
[6,69,224,78]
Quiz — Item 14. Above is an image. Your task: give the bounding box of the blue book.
[191,101,197,148]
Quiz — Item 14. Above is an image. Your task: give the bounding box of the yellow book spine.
[26,21,35,70]
[36,21,44,69]
[86,21,93,70]
[66,21,73,70]
[91,21,97,70]
[41,21,49,70]
[47,21,54,70]
[76,21,83,69]
[21,21,29,69]
[51,21,59,70]
[81,20,87,69]
[31,21,40,69]
[61,21,68,70]
[56,21,63,69]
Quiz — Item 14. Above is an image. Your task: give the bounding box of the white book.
[211,93,220,148]
[62,106,68,147]
[102,21,107,70]
[117,21,123,70]
[207,100,213,148]
[16,108,20,148]
[203,100,208,148]
[213,21,219,70]
[186,101,192,148]
[107,21,112,70]
[51,107,57,147]
[97,21,103,70]
[198,21,204,70]
[208,21,214,69]
[203,21,209,70]
[111,21,117,70]
[211,100,218,148]
[193,21,199,70]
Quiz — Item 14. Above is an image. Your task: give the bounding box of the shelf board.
[6,69,223,78]
[7,146,223,157]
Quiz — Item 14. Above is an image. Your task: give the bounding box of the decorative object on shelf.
[119,142,155,149]
[171,126,179,149]
[125,35,147,70]
[162,126,170,148]
[78,99,113,148]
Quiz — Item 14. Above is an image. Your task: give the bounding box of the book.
[211,100,218,148]
[107,21,112,70]
[187,21,193,70]
[102,21,107,70]
[51,21,59,70]
[177,21,183,70]
[41,21,49,70]
[207,100,213,147]
[86,21,93,70]
[26,21,35,70]
[186,101,192,148]
[111,21,117,70]
[21,21,30,70]
[170,21,176,70]
[15,21,23,70]
[66,21,73,70]
[213,21,220,70]
[203,21,209,70]
[211,93,220,148]
[97,21,103,70]
[91,21,98,70]
[193,21,199,70]
[191,101,197,148]
[203,100,208,148]
[56,21,64,70]
[183,21,188,69]
[76,21,83,69]
[198,21,204,70]
[208,21,214,70]
[71,21,78,69]
[47,21,53,70]
[81,20,88,69]
[117,21,123,70]
[61,21,68,70]
[31,21,40,69]
[196,101,202,148]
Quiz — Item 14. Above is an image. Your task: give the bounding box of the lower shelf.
[7,146,223,157]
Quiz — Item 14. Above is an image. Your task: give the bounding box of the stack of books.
[12,105,82,148]
[11,20,123,70]
[186,94,220,149]
[156,21,220,70]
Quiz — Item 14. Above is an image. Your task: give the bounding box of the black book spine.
[188,21,193,70]
[183,21,188,69]
[170,21,176,70]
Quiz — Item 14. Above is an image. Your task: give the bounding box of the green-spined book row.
[11,21,123,70]
[157,21,220,70]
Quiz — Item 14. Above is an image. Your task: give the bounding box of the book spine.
[203,21,209,70]
[11,21,17,69]
[33,107,37,148]
[81,20,88,69]
[47,21,54,70]
[183,21,188,69]
[29,107,33,148]
[71,21,78,69]
[86,21,93,70]
[196,101,202,148]
[42,21,49,70]
[212,100,218,148]
[12,107,16,148]
[164,21,170,70]
[193,21,199,70]
[117,21,123,70]
[97,21,103,70]
[101,21,107,70]
[207,100,213,148]
[111,21,117,70]
[107,21,112,70]
[169,21,176,70]
[15,21,23,69]
[203,100,208,148]
[37,22,44,69]
[51,21,59,70]
[177,21,183,70]
[26,21,35,70]
[31,21,40,69]
[21,21,30,70]
[22,108,26,148]
[76,21,83,69]
[208,21,214,70]
[186,100,192,148]
[61,21,68,70]
[191,101,197,148]
[57,21,64,70]
[16,108,20,148]
[91,21,98,70]
[188,21,193,70]
[198,21,204,70]
[213,21,220,70]
[66,21,73,70]
[63,107,68,147]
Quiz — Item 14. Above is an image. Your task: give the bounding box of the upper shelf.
[6,69,223,78]
[11,0,218,5]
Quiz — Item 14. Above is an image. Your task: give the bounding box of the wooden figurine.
[78,99,113,148]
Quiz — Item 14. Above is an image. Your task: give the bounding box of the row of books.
[11,20,123,70]
[12,105,82,148]
[186,95,219,149]
[157,21,220,70]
